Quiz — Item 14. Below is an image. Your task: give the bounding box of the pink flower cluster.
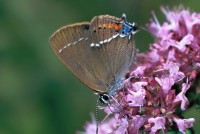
[82,7,200,134]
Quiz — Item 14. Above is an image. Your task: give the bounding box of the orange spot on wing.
[98,23,122,31]
[107,24,113,28]
[105,23,122,30]
[113,23,122,31]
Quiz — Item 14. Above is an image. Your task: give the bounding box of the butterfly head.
[99,94,110,104]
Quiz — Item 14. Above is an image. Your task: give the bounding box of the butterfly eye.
[102,94,109,101]
[99,94,110,104]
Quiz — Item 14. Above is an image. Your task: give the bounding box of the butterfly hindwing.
[50,22,110,93]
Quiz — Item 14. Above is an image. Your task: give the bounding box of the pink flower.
[126,82,147,107]
[114,118,129,134]
[173,117,195,134]
[82,6,199,134]
[148,117,165,134]
[79,116,117,134]
[155,77,175,94]
[173,83,190,110]
[170,34,194,52]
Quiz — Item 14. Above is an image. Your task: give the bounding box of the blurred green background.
[1,0,200,134]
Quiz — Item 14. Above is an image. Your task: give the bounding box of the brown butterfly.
[49,13,138,104]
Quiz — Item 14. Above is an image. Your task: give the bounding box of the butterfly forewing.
[89,15,136,92]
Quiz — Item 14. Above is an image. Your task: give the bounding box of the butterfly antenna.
[139,25,148,32]
[95,98,99,134]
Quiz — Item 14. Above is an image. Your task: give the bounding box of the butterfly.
[49,13,138,104]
